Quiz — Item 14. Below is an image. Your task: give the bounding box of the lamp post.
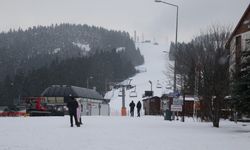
[149,80,152,91]
[86,76,93,89]
[155,0,178,92]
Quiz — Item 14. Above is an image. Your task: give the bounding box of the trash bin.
[164,109,172,121]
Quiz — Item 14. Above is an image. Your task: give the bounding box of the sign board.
[171,105,182,112]
[173,97,183,105]
[174,91,180,97]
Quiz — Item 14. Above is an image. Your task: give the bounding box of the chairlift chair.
[156,80,162,88]
[118,88,123,97]
[156,83,162,88]
[129,87,137,98]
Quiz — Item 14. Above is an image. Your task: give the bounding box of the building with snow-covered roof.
[41,85,105,101]
[41,85,110,116]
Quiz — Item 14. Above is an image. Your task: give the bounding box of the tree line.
[0,49,136,105]
[0,24,144,105]
[0,23,144,81]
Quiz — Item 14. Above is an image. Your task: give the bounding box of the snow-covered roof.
[179,96,199,101]
[226,4,250,48]
[41,85,104,100]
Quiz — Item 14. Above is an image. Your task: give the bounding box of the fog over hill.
[0,24,144,81]
[0,24,144,105]
[105,42,173,115]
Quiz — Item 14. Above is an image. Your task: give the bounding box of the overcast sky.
[0,0,249,43]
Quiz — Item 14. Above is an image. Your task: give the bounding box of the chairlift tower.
[110,79,135,116]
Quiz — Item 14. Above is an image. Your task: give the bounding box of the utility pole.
[149,80,152,91]
[155,0,179,92]
[182,86,185,122]
[121,86,126,116]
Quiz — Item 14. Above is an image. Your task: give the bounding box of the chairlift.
[118,89,123,97]
[165,85,172,90]
[129,87,137,98]
[156,80,162,88]
[126,85,133,90]
[156,83,162,88]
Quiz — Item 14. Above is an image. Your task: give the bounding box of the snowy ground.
[105,42,173,115]
[0,116,249,150]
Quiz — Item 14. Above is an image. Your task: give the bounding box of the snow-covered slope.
[105,42,173,115]
[0,116,249,150]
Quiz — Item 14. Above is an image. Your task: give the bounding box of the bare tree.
[171,25,231,127]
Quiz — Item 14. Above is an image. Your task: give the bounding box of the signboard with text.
[171,105,182,112]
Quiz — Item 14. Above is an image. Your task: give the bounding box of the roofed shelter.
[41,85,110,116]
[41,85,108,103]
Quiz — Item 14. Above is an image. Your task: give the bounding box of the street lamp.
[86,76,93,89]
[149,80,152,91]
[155,0,178,92]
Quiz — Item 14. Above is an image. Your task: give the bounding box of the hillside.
[0,24,144,81]
[0,24,144,105]
[105,42,173,115]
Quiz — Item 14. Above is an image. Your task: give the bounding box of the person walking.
[67,96,80,127]
[136,101,142,117]
[129,100,135,117]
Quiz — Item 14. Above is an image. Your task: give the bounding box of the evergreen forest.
[0,24,144,105]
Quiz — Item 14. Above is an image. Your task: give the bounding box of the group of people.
[129,100,142,117]
[66,97,143,127]
[66,96,83,127]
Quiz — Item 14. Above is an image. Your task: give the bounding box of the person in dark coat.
[129,101,135,117]
[66,96,80,127]
[136,101,142,117]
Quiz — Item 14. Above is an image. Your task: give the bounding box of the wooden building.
[161,94,201,117]
[225,4,250,119]
[181,96,199,117]
[226,4,250,81]
[143,96,161,115]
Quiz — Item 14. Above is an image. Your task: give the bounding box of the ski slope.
[105,42,173,115]
[0,116,249,150]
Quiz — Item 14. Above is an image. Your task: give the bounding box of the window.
[235,36,242,74]
[245,38,250,51]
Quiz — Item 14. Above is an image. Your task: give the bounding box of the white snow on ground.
[0,116,249,150]
[105,43,173,115]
